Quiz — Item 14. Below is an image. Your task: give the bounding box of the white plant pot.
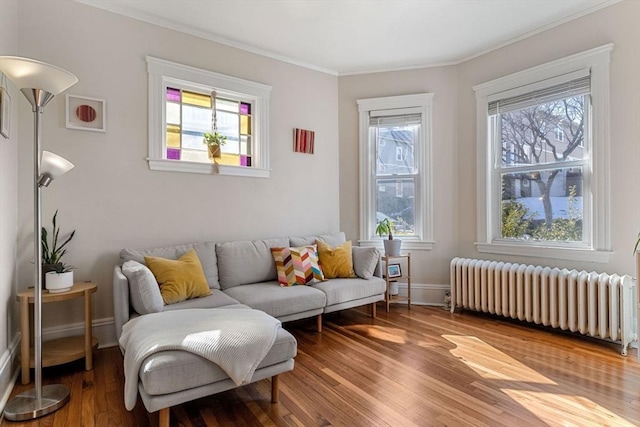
[383,239,402,256]
[45,271,73,294]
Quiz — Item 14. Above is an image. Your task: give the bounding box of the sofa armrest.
[113,265,130,342]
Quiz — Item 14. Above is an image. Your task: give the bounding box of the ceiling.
[76,0,618,75]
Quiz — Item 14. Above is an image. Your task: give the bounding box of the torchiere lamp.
[0,56,77,421]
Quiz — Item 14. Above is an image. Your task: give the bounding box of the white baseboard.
[0,335,20,415]
[395,283,450,306]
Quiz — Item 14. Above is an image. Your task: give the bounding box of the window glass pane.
[182,90,211,108]
[166,87,180,102]
[218,111,240,146]
[181,149,209,162]
[376,178,415,236]
[166,102,180,125]
[167,148,180,160]
[499,95,587,167]
[166,124,180,148]
[217,98,238,112]
[182,130,207,150]
[240,136,251,155]
[241,115,251,135]
[218,153,240,166]
[501,167,583,242]
[375,126,418,175]
[240,102,251,115]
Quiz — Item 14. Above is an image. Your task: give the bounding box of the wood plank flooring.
[3,305,639,426]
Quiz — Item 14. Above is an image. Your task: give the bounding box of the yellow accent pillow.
[144,249,212,305]
[316,240,356,279]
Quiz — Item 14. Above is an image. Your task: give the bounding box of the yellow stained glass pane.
[183,91,211,108]
[241,115,251,135]
[166,124,180,148]
[218,153,240,166]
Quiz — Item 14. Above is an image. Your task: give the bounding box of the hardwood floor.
[3,305,639,426]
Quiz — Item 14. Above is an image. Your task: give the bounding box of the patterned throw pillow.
[271,245,325,286]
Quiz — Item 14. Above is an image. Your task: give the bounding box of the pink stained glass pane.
[241,155,251,167]
[167,148,180,160]
[166,88,181,102]
[240,103,251,115]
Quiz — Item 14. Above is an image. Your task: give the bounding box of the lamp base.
[3,384,70,421]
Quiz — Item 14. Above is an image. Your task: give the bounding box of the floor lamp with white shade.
[0,56,78,421]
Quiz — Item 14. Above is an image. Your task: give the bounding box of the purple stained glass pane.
[241,155,252,167]
[240,103,251,115]
[167,148,180,160]
[166,87,181,102]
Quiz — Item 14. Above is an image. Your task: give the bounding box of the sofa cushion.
[120,240,220,289]
[289,231,346,248]
[352,246,380,280]
[316,240,356,279]
[216,238,289,289]
[121,261,164,315]
[162,292,242,312]
[145,249,212,305]
[311,277,386,307]
[222,281,327,318]
[139,326,297,396]
[271,245,324,286]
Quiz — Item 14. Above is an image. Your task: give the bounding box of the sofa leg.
[371,302,377,318]
[317,314,322,332]
[271,375,280,403]
[158,407,170,427]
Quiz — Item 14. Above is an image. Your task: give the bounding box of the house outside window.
[147,56,271,178]
[357,93,434,251]
[474,44,613,262]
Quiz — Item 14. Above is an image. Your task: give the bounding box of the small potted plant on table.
[45,263,75,294]
[41,210,75,289]
[376,218,401,256]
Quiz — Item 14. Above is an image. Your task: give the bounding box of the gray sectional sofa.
[112,232,385,426]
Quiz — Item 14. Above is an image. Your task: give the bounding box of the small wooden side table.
[382,253,411,312]
[17,282,98,385]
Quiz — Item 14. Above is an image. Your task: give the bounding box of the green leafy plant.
[203,131,227,147]
[50,263,74,274]
[41,210,75,265]
[375,218,395,240]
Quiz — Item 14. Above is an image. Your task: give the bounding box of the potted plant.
[203,90,226,160]
[376,218,401,256]
[41,210,75,288]
[45,263,74,293]
[203,131,227,159]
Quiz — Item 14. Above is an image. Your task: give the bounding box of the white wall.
[14,0,340,336]
[0,0,20,411]
[339,0,640,287]
[456,0,640,276]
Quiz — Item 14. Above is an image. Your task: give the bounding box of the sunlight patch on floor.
[350,325,407,344]
[501,389,637,427]
[443,335,554,383]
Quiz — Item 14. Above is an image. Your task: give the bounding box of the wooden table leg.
[84,289,93,370]
[20,296,30,384]
[271,375,279,403]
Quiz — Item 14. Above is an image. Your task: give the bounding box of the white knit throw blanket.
[119,308,281,410]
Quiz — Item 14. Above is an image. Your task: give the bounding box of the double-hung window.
[474,44,613,262]
[357,94,434,250]
[147,56,271,177]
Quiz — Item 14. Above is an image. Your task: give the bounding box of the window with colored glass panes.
[165,87,253,166]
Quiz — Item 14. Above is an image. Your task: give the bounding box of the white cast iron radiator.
[450,258,638,355]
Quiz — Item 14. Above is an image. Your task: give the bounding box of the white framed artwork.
[66,94,106,132]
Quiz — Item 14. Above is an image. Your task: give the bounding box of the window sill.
[359,239,435,251]
[147,159,270,178]
[476,242,612,263]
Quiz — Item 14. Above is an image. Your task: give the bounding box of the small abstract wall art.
[293,128,314,154]
[66,94,106,132]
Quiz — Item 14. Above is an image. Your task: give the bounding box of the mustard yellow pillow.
[316,240,356,279]
[144,249,212,305]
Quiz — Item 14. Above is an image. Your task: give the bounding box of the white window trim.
[473,44,613,263]
[357,93,435,251]
[147,56,272,178]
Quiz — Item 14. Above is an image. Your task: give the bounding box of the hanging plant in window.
[203,90,227,160]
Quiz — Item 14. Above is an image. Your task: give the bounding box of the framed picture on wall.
[0,87,10,139]
[66,94,106,132]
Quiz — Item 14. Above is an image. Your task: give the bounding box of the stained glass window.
[164,87,254,167]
